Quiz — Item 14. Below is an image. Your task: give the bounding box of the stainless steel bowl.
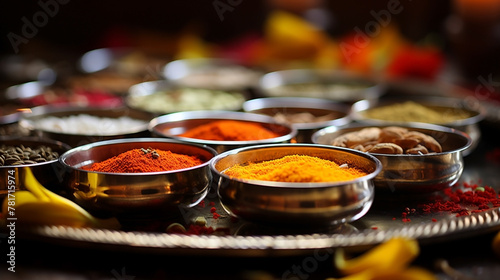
[242,97,351,143]
[59,138,217,216]
[149,110,297,153]
[210,143,382,227]
[312,123,472,193]
[0,137,70,202]
[127,80,247,115]
[350,96,485,156]
[162,58,262,91]
[19,105,154,147]
[257,69,384,103]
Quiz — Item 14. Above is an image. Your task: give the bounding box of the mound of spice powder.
[178,120,281,141]
[224,155,368,183]
[86,147,203,173]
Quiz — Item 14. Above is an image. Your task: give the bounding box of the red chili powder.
[86,148,203,173]
[401,181,500,221]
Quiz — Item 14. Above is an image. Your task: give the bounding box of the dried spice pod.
[367,143,403,154]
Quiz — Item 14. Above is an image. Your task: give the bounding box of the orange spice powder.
[178,120,281,141]
[86,148,203,173]
[224,155,368,183]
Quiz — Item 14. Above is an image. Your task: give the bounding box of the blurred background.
[0,0,499,105]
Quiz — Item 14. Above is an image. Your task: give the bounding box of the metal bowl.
[149,110,297,153]
[210,143,382,227]
[0,137,71,202]
[18,105,154,147]
[312,123,472,193]
[127,80,247,115]
[242,97,351,143]
[59,138,217,217]
[350,96,485,156]
[257,69,384,103]
[162,58,262,91]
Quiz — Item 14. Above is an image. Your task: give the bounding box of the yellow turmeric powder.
[224,155,368,183]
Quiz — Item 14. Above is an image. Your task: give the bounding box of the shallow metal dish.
[242,97,351,143]
[127,80,247,115]
[257,69,384,103]
[0,137,70,201]
[312,123,472,193]
[149,110,297,153]
[210,143,382,227]
[19,105,154,147]
[162,58,262,91]
[350,95,485,156]
[59,138,217,217]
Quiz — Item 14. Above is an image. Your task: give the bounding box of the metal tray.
[16,131,500,257]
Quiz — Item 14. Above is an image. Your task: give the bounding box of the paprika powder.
[86,147,203,173]
[178,120,281,141]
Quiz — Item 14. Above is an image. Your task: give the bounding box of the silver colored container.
[242,97,351,143]
[312,123,472,193]
[210,143,382,227]
[257,69,384,103]
[149,110,297,153]
[19,105,154,148]
[59,138,217,216]
[349,96,485,156]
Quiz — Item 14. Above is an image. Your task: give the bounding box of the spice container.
[242,97,351,143]
[350,96,485,155]
[162,58,262,91]
[149,110,297,153]
[59,138,217,216]
[257,69,384,103]
[210,143,382,226]
[126,80,247,115]
[312,123,472,193]
[19,105,154,147]
[0,137,71,202]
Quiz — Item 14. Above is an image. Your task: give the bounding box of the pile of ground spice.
[86,147,203,173]
[398,181,500,222]
[178,120,281,141]
[224,154,368,183]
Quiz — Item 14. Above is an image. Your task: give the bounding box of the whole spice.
[0,144,59,166]
[178,120,281,141]
[330,126,442,154]
[86,147,203,173]
[224,154,368,183]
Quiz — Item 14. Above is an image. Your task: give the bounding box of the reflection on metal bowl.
[312,123,472,193]
[210,143,382,227]
[59,138,217,217]
[149,110,297,153]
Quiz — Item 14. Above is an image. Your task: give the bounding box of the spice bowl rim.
[148,110,298,150]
